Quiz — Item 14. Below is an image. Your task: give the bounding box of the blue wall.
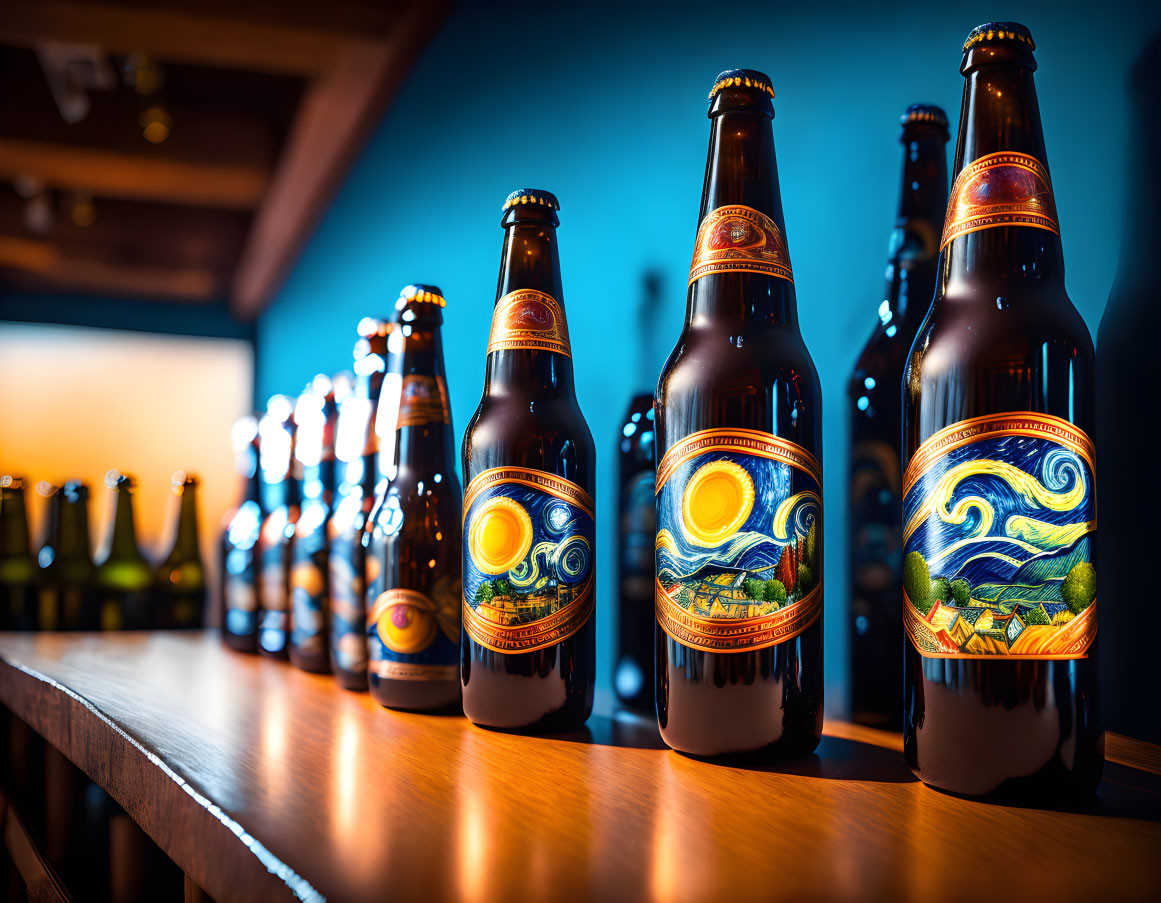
[257,0,1159,715]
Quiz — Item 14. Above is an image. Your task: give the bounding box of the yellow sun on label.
[469,496,533,574]
[681,460,754,547]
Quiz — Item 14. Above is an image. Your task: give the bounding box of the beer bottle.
[0,475,38,631]
[155,473,206,629]
[289,376,339,673]
[35,482,62,630]
[848,105,949,729]
[38,481,97,630]
[94,472,153,630]
[902,23,1102,797]
[329,320,393,690]
[462,191,597,730]
[222,415,263,652]
[257,396,299,658]
[365,286,461,710]
[614,273,663,711]
[655,70,823,758]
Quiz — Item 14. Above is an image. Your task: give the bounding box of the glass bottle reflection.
[223,415,263,652]
[257,396,299,659]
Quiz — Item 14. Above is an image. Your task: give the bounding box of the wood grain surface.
[0,632,1158,903]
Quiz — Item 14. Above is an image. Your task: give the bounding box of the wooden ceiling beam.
[0,2,350,76]
[0,139,268,209]
[0,235,218,301]
[230,1,450,319]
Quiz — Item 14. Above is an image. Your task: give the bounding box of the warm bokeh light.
[0,323,253,622]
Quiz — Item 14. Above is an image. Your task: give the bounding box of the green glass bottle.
[155,473,206,629]
[0,475,38,631]
[93,472,153,631]
[37,481,97,630]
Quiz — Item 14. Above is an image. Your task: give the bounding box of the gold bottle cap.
[963,22,1035,53]
[708,69,774,100]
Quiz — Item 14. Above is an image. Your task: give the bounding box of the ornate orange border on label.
[657,428,822,493]
[688,205,794,286]
[656,578,821,652]
[940,151,1059,250]
[462,467,594,523]
[463,576,594,654]
[396,375,450,428]
[368,661,458,681]
[487,289,571,357]
[903,412,1095,499]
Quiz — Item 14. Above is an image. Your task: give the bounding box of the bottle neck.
[484,220,576,399]
[171,486,201,560]
[0,487,31,558]
[940,60,1065,300]
[382,325,457,476]
[886,129,948,324]
[688,106,797,328]
[58,497,91,561]
[106,488,142,561]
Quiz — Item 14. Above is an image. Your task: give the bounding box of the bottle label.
[462,467,595,653]
[902,413,1097,659]
[487,289,571,357]
[940,152,1059,250]
[398,375,451,427]
[290,552,327,655]
[655,429,822,652]
[688,205,794,286]
[366,587,460,679]
[328,528,367,674]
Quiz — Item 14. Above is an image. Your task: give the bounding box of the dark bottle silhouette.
[847,105,949,729]
[365,286,462,711]
[154,473,206,629]
[289,376,339,673]
[902,23,1102,798]
[222,415,263,652]
[1097,32,1161,745]
[0,475,38,631]
[257,396,300,659]
[614,272,663,711]
[37,480,97,630]
[93,472,153,631]
[654,70,824,759]
[461,190,597,731]
[329,320,393,690]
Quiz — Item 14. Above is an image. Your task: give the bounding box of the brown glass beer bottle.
[461,190,596,731]
[328,320,393,690]
[848,105,949,729]
[0,476,38,631]
[37,480,98,631]
[902,23,1102,797]
[94,472,153,631]
[223,416,263,652]
[655,71,823,758]
[365,286,462,711]
[257,396,299,658]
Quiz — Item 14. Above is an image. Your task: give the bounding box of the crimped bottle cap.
[901,104,949,129]
[396,284,447,309]
[709,69,774,100]
[963,22,1035,52]
[502,189,560,213]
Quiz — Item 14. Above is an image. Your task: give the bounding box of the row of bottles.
[0,472,205,632]
[222,20,1101,800]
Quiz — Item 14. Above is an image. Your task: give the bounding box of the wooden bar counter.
[1,632,1158,902]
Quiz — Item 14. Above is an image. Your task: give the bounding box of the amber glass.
[847,108,948,728]
[461,199,597,731]
[0,476,38,631]
[902,26,1102,797]
[655,75,823,758]
[93,473,153,630]
[223,416,263,652]
[365,290,462,711]
[257,397,300,659]
[155,474,206,629]
[289,378,339,673]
